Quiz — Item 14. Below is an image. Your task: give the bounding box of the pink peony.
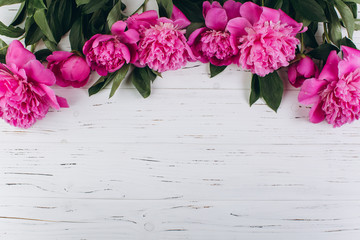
[298,47,360,127]
[0,40,68,129]
[83,21,139,76]
[188,0,241,66]
[47,51,90,88]
[288,56,319,88]
[125,8,195,72]
[227,2,305,76]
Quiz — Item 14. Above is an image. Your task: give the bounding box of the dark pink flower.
[227,2,305,76]
[126,8,195,72]
[0,40,68,129]
[83,21,139,76]
[188,0,241,66]
[299,47,360,127]
[288,56,319,88]
[47,51,90,88]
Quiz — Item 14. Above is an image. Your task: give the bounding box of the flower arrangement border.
[0,0,359,128]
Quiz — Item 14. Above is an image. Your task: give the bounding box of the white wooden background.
[1,1,360,239]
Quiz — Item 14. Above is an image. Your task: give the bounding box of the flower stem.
[261,0,265,6]
[0,45,8,52]
[300,33,305,53]
[323,22,331,43]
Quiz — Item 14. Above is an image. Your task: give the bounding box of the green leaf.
[326,4,342,46]
[10,2,26,26]
[0,20,24,37]
[345,2,357,19]
[307,43,339,61]
[43,38,57,51]
[289,0,327,22]
[33,9,56,43]
[27,0,47,16]
[334,0,354,39]
[266,0,283,9]
[172,0,204,22]
[339,37,357,49]
[249,74,260,106]
[355,19,360,31]
[109,64,130,98]
[185,22,205,38]
[81,0,107,14]
[0,0,24,7]
[89,75,112,96]
[210,64,227,78]
[343,0,360,4]
[258,71,283,112]
[0,38,8,55]
[130,67,157,98]
[25,19,44,45]
[70,17,85,52]
[76,0,90,6]
[34,48,52,61]
[156,0,173,18]
[107,0,125,29]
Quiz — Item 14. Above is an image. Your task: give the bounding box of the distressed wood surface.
[1,1,360,239]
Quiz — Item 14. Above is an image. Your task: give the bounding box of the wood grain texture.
[1,1,360,239]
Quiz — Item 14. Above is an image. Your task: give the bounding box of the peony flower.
[288,55,319,88]
[83,21,139,76]
[188,0,241,66]
[47,51,90,88]
[0,40,68,129]
[227,2,305,76]
[125,8,195,72]
[298,46,360,127]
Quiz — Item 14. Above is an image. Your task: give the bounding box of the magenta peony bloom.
[83,21,139,76]
[0,40,68,129]
[288,56,319,88]
[47,51,90,88]
[227,2,305,76]
[298,47,360,127]
[125,8,195,72]
[188,0,241,66]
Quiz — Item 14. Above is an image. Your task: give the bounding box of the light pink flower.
[83,21,139,76]
[227,2,305,76]
[299,47,360,127]
[288,56,319,88]
[47,51,90,88]
[126,8,195,72]
[0,40,68,129]
[188,0,241,66]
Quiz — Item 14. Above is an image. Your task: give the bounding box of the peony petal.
[203,1,222,18]
[260,6,280,23]
[341,45,360,59]
[279,9,303,32]
[60,56,90,82]
[56,96,69,108]
[309,101,325,123]
[23,60,56,86]
[46,51,73,63]
[297,57,316,78]
[287,64,297,85]
[298,78,327,105]
[226,17,251,37]
[239,1,262,25]
[83,34,100,55]
[205,8,228,31]
[6,40,36,68]
[171,5,191,29]
[338,55,360,78]
[318,50,340,82]
[223,0,241,20]
[111,21,127,35]
[188,27,207,46]
[39,84,60,110]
